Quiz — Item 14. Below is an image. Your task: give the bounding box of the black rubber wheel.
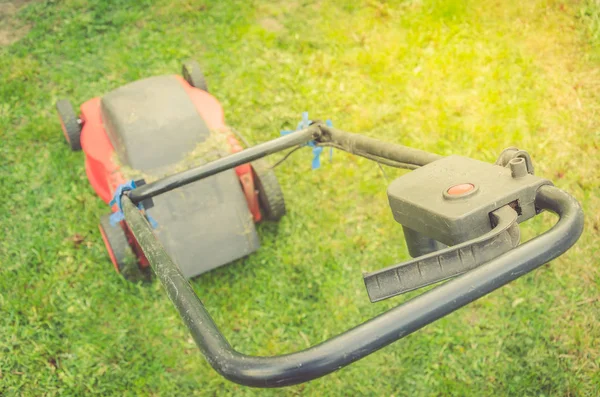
[252,159,286,222]
[56,99,82,151]
[182,60,208,92]
[99,214,147,281]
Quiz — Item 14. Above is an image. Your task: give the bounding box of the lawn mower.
[56,61,584,388]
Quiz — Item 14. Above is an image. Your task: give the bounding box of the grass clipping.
[117,129,233,183]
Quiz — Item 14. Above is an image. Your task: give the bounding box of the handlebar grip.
[363,205,520,302]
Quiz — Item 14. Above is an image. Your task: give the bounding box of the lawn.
[1,0,599,395]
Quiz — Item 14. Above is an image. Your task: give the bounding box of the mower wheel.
[99,214,145,281]
[56,99,82,151]
[252,159,286,222]
[182,60,208,92]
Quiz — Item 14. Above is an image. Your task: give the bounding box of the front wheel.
[99,214,147,281]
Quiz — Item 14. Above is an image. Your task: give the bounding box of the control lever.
[363,205,520,302]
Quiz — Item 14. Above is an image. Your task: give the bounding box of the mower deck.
[59,67,270,278]
[100,74,260,277]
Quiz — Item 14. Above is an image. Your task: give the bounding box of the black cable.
[270,146,305,169]
[270,143,420,171]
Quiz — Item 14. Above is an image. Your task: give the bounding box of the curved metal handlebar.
[122,185,583,388]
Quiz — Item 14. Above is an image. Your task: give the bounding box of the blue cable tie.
[280,112,333,170]
[109,180,158,228]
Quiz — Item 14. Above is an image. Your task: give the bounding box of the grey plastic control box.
[387,155,552,246]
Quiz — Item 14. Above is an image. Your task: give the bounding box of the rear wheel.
[56,99,82,151]
[99,214,147,281]
[252,159,286,222]
[182,60,208,92]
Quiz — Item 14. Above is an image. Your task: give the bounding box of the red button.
[447,183,475,196]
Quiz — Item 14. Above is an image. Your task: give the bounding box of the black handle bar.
[122,186,582,388]
[119,126,583,387]
[126,125,442,205]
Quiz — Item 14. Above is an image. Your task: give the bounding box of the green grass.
[1,0,599,395]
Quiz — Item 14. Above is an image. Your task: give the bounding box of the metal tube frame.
[128,126,320,204]
[121,125,584,388]
[127,124,442,204]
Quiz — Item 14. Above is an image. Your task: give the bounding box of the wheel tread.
[252,160,286,222]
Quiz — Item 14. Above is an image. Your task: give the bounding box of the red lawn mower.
[57,60,284,279]
[56,61,584,388]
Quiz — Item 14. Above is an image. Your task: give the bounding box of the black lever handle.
[363,205,520,302]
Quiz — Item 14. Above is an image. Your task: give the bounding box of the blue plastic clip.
[109,180,158,228]
[281,112,333,170]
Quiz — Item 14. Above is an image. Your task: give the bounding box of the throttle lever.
[363,205,520,302]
